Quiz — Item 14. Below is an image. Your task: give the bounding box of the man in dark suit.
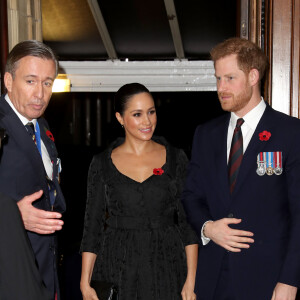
[0,40,65,299]
[182,37,300,300]
[0,128,51,299]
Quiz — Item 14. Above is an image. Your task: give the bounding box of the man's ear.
[4,72,13,92]
[249,69,260,86]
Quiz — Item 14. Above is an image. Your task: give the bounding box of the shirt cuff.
[201,220,213,245]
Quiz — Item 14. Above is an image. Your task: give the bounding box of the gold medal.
[266,166,273,176]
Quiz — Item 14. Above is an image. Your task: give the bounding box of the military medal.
[256,151,283,176]
[274,151,283,175]
[266,151,274,175]
[266,166,273,175]
[256,152,266,176]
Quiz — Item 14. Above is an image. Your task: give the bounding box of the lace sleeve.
[80,154,106,254]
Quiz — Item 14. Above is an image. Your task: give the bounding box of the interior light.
[52,74,71,92]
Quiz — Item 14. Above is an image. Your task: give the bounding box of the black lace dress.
[81,137,198,300]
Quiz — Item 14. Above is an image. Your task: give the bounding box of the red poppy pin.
[259,130,271,141]
[46,130,55,142]
[153,168,164,175]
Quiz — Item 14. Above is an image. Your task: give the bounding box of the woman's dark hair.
[114,83,150,115]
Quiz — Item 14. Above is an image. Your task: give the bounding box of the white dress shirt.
[227,99,266,161]
[201,99,267,245]
[5,94,53,180]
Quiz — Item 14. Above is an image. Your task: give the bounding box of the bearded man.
[182,37,300,300]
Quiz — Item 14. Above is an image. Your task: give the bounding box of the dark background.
[43,0,238,61]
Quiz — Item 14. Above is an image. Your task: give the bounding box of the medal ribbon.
[271,152,274,168]
[276,151,282,168]
[267,152,274,168]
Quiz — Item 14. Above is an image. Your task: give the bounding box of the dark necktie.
[228,118,244,193]
[25,122,36,144]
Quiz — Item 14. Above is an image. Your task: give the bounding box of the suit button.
[227,213,234,218]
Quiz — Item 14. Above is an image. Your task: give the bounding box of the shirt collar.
[5,94,37,128]
[230,98,266,130]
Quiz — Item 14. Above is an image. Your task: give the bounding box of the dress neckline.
[108,136,169,184]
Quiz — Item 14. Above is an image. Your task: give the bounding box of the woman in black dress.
[80,83,198,300]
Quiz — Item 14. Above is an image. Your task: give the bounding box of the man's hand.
[271,283,297,300]
[204,218,254,252]
[17,190,64,234]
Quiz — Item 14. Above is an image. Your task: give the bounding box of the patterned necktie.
[25,122,36,144]
[228,118,244,193]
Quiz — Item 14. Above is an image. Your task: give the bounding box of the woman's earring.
[121,124,124,128]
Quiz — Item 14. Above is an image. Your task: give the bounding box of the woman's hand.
[80,283,99,300]
[81,252,98,299]
[181,278,196,300]
[182,244,198,300]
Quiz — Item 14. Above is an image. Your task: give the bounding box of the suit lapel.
[38,119,57,161]
[39,120,59,180]
[232,105,274,196]
[212,114,232,206]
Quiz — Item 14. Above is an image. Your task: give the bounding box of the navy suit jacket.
[182,104,300,300]
[0,95,66,299]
